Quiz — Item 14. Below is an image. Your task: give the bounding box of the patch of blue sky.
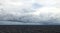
[32,3,43,9]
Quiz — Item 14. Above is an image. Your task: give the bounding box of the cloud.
[0,0,60,25]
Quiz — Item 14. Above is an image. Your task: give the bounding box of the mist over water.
[0,0,60,25]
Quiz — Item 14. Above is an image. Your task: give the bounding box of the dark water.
[0,25,60,33]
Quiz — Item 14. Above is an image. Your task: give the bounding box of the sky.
[0,0,60,25]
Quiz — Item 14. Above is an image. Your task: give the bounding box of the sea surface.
[0,25,60,33]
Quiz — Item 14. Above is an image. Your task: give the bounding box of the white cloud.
[0,0,60,25]
[0,0,33,16]
[32,0,60,23]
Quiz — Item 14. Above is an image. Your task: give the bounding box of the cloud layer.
[0,0,60,25]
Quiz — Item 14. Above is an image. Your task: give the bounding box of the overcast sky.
[0,0,60,25]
